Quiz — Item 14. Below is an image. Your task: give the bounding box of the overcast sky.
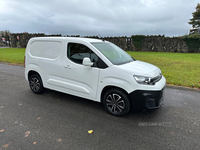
[0,0,199,37]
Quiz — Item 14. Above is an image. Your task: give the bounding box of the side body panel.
[25,38,65,90]
[61,40,101,100]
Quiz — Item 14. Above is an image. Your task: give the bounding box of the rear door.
[62,42,100,100]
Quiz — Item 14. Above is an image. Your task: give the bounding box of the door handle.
[64,65,71,69]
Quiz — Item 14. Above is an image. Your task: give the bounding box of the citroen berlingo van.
[25,37,166,116]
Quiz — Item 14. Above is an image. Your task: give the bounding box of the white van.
[25,37,166,116]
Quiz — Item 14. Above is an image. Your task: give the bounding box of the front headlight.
[133,75,152,85]
[133,73,162,85]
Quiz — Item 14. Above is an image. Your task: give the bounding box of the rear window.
[30,41,62,59]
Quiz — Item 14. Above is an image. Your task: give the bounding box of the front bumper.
[129,87,165,111]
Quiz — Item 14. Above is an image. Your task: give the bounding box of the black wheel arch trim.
[100,86,131,103]
[28,70,42,82]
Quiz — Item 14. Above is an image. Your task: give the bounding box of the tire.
[29,74,44,94]
[103,89,131,117]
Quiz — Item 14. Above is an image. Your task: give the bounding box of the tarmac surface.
[0,63,200,150]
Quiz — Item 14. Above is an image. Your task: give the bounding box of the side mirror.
[82,57,93,67]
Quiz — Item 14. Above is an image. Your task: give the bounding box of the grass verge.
[0,48,199,88]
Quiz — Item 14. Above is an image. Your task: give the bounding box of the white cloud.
[0,0,199,36]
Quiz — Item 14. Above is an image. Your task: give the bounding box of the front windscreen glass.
[91,42,134,65]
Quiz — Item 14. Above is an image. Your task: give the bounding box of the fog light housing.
[145,97,156,108]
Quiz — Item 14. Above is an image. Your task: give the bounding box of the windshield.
[91,42,134,65]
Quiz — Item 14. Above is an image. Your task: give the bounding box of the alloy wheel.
[106,93,125,114]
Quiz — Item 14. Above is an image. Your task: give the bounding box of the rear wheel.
[29,74,44,94]
[103,89,131,117]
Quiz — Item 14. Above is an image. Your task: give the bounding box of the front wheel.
[103,89,131,117]
[29,74,44,94]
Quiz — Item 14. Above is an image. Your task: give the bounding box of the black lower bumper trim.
[129,87,165,111]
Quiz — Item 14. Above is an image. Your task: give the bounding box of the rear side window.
[30,41,62,59]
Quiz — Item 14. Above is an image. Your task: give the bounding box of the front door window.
[67,43,98,67]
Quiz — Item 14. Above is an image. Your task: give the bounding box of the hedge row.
[182,34,200,52]
[131,35,145,51]
[131,34,200,53]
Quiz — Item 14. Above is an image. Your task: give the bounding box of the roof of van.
[30,37,106,43]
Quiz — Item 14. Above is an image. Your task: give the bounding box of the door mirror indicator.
[82,57,93,67]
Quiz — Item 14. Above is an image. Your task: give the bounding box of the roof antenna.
[98,34,105,42]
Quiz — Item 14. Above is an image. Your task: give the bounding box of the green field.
[128,51,200,88]
[0,48,25,65]
[0,48,200,88]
